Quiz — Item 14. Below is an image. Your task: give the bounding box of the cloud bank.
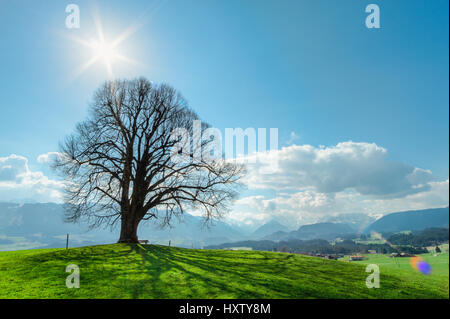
[0,154,63,203]
[245,141,435,197]
[1,141,448,228]
[231,141,448,227]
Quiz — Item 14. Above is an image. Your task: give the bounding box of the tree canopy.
[54,78,245,242]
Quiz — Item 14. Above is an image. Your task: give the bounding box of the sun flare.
[91,40,118,64]
[88,39,120,76]
[68,14,141,79]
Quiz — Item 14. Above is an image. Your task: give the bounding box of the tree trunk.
[118,214,140,243]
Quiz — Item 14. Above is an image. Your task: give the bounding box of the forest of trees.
[206,239,428,255]
[206,227,448,255]
[386,228,449,247]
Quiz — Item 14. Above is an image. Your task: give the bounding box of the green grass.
[341,252,449,277]
[0,244,448,299]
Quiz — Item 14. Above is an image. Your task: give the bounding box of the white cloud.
[243,141,436,198]
[230,180,449,228]
[0,154,64,203]
[367,179,449,213]
[37,152,64,164]
[227,141,448,227]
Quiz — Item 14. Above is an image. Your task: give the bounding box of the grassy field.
[0,244,448,299]
[341,252,449,277]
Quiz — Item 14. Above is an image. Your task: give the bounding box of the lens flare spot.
[417,261,432,275]
[410,256,432,274]
[409,256,422,270]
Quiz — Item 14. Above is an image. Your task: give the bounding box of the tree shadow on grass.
[3,244,369,298]
[125,244,336,298]
[7,244,447,299]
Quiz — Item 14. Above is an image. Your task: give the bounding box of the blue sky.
[0,0,448,226]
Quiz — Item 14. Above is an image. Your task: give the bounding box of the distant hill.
[363,207,449,234]
[320,213,377,232]
[264,222,355,241]
[290,222,355,240]
[264,230,289,241]
[251,220,290,239]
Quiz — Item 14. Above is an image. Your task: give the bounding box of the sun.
[68,14,142,79]
[89,39,120,76]
[91,40,118,64]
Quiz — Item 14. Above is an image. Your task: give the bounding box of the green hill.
[0,244,448,299]
[364,207,449,234]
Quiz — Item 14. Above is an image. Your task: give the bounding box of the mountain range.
[0,202,448,251]
[250,220,290,239]
[0,202,244,250]
[264,222,355,241]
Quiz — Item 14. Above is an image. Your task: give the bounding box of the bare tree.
[54,78,244,243]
